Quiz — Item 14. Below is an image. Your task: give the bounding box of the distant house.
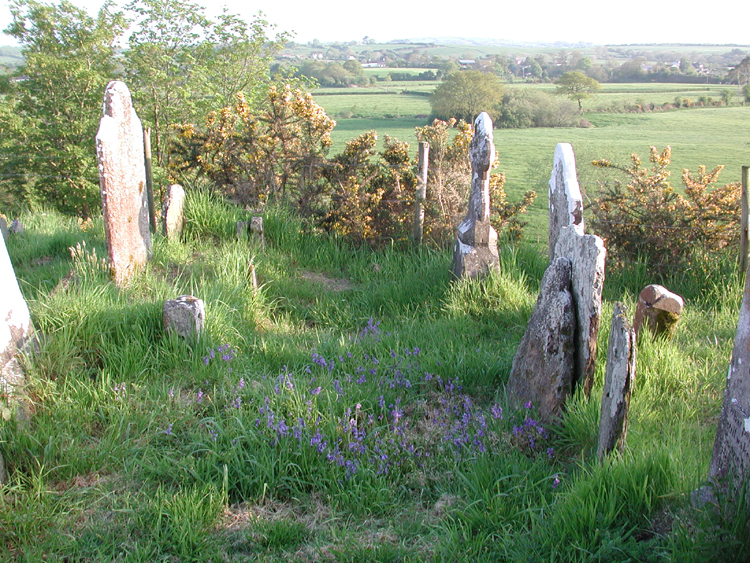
[361,63,383,68]
[458,59,476,66]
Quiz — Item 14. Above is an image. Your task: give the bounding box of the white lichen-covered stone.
[96,80,151,286]
[548,143,584,261]
[163,295,205,339]
[451,112,500,279]
[597,303,636,461]
[1,231,34,440]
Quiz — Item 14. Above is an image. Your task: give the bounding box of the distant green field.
[313,79,750,245]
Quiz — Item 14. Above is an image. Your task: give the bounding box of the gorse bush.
[589,146,741,274]
[177,106,536,246]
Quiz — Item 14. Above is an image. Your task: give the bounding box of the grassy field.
[1,196,748,561]
[313,82,750,244]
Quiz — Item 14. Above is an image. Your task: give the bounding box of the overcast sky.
[2,0,750,47]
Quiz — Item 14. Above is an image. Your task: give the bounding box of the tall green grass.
[1,193,747,561]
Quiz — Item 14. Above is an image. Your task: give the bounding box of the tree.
[554,71,601,112]
[429,70,503,123]
[124,0,288,168]
[0,0,126,216]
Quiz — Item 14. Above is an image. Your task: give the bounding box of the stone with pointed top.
[548,143,584,261]
[451,112,500,279]
[597,303,636,461]
[96,80,151,286]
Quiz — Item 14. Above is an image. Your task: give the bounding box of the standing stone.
[0,216,8,241]
[708,270,750,503]
[597,303,636,461]
[633,284,684,339]
[507,257,576,422]
[1,232,34,484]
[163,295,205,339]
[548,143,584,261]
[9,220,23,235]
[250,216,265,248]
[1,232,33,401]
[451,112,500,279]
[553,225,606,398]
[96,80,151,286]
[162,184,186,240]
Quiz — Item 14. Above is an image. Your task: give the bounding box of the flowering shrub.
[590,146,741,272]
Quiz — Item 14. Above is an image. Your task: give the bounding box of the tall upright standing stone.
[708,268,750,503]
[96,80,151,286]
[597,303,636,461]
[1,233,34,484]
[548,143,584,261]
[451,112,500,279]
[553,225,606,397]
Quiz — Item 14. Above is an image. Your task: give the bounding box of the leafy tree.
[728,56,750,88]
[554,71,601,112]
[0,0,126,216]
[125,0,287,168]
[429,70,503,123]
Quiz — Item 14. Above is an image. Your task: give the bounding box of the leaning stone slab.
[96,80,151,286]
[553,225,606,398]
[163,295,205,339]
[162,184,186,240]
[548,143,584,261]
[451,112,500,279]
[597,303,636,461]
[708,270,750,504]
[633,284,684,339]
[507,257,576,422]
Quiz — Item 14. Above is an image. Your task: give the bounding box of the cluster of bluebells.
[510,401,552,458]
[171,324,558,486]
[203,344,235,371]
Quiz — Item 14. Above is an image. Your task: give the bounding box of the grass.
[1,188,748,561]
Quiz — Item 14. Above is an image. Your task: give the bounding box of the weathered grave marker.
[597,303,636,461]
[163,295,205,340]
[250,216,265,248]
[96,80,151,286]
[548,143,584,261]
[451,112,500,279]
[163,184,186,240]
[708,269,750,503]
[507,257,576,422]
[553,225,606,397]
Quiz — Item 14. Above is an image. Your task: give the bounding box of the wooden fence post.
[741,166,749,274]
[413,142,429,245]
[143,127,157,233]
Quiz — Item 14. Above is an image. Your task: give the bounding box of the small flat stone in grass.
[163,295,206,339]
